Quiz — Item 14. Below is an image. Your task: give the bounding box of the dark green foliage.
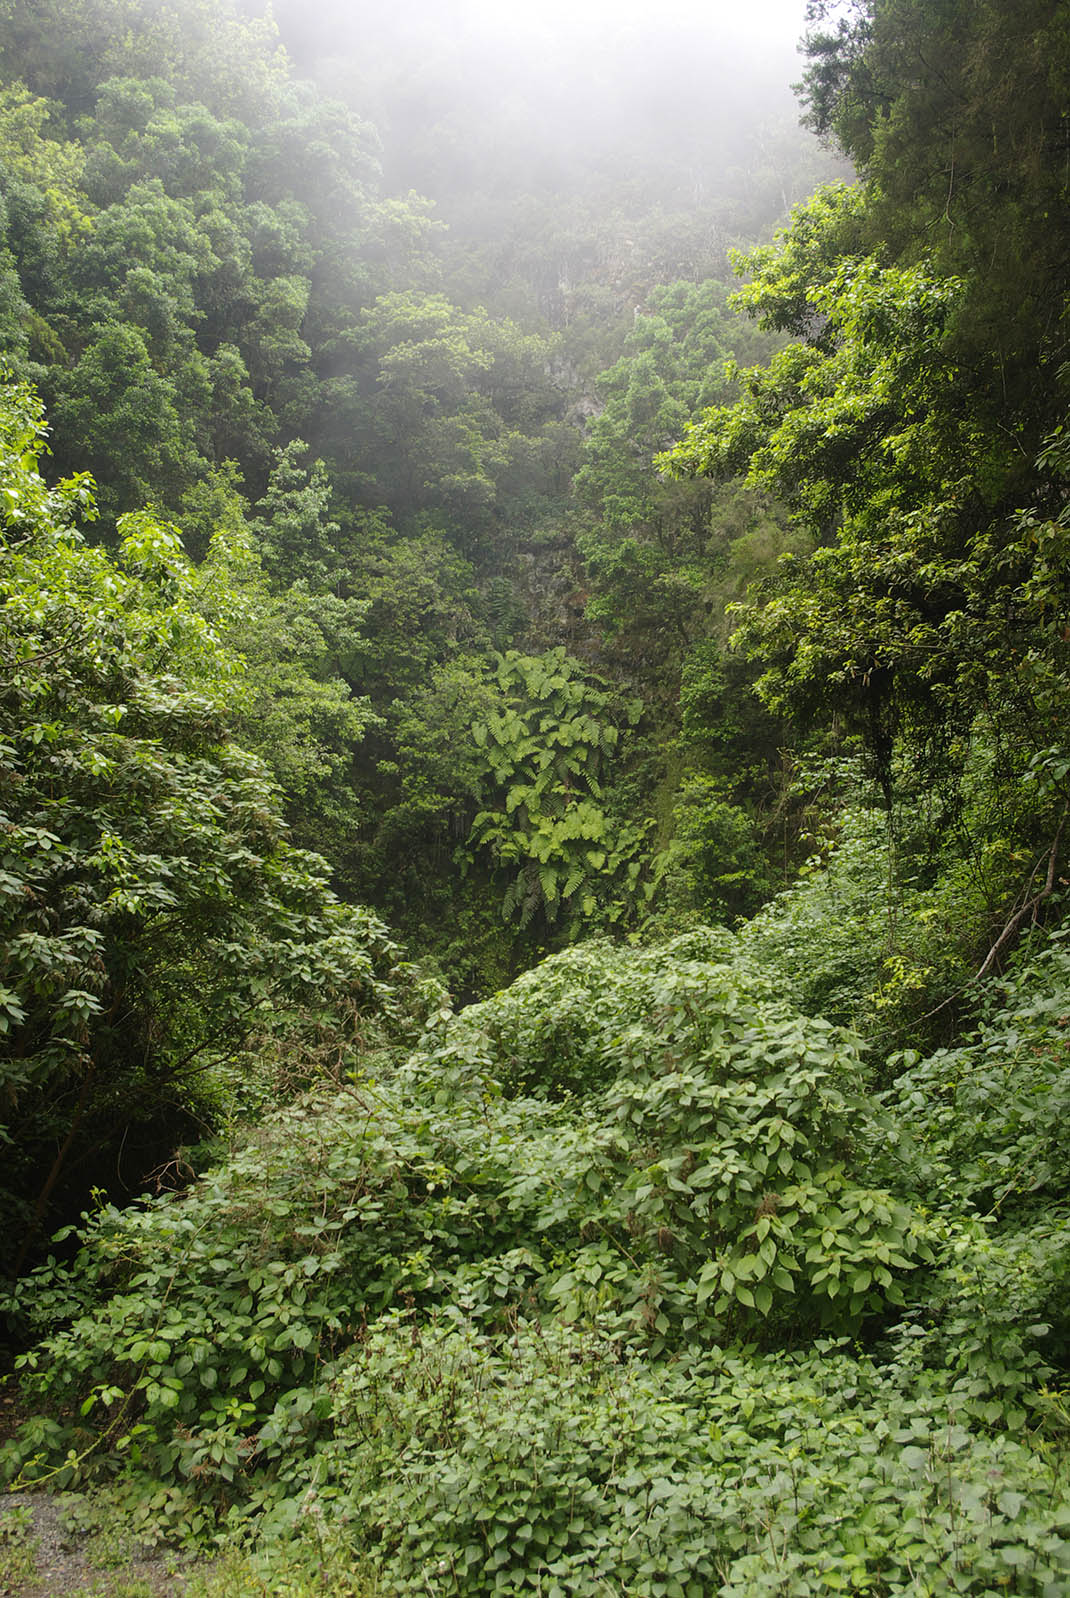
[463,650,650,934]
[575,281,798,684]
[568,288,812,931]
[351,647,655,992]
[801,0,1070,412]
[0,381,422,1278]
[663,12,1070,956]
[665,228,1070,788]
[661,777,776,922]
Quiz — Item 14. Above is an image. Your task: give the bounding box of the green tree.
[341,290,559,551]
[662,195,1047,792]
[50,320,197,515]
[0,380,410,1276]
[801,0,1070,404]
[663,3,1070,956]
[249,439,338,588]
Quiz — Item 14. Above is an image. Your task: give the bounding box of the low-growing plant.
[0,1503,37,1593]
[322,1312,1070,1595]
[188,1536,378,1598]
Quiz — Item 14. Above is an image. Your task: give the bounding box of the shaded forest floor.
[1,1379,198,1598]
[0,1489,194,1597]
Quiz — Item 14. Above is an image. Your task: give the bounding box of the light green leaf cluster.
[464,649,650,930]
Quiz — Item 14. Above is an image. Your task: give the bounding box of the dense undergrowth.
[4,899,1070,1593]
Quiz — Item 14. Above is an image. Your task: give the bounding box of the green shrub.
[889,937,1070,1216]
[3,932,935,1508]
[9,924,1070,1593]
[326,1314,1070,1595]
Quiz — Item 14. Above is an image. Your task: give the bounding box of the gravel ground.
[0,1380,213,1598]
[1,1490,197,1597]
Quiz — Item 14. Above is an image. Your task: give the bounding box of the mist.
[264,0,828,198]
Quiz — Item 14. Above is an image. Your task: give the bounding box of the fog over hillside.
[252,0,845,319]
[261,0,834,203]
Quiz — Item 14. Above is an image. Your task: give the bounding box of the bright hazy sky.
[389,0,813,65]
[345,0,816,104]
[461,0,810,42]
[275,0,829,183]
